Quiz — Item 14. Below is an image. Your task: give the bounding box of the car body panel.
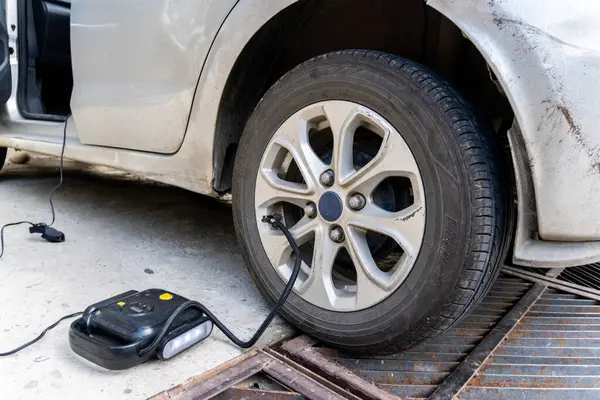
[1,0,600,267]
[0,0,293,197]
[429,0,600,242]
[69,0,238,154]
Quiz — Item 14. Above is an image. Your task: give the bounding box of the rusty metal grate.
[559,262,600,291]
[148,275,534,400]
[502,265,600,302]
[215,386,302,399]
[149,350,366,400]
[458,287,600,399]
[277,276,533,400]
[150,273,600,399]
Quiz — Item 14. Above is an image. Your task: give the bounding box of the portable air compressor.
[69,289,213,370]
[2,217,296,365]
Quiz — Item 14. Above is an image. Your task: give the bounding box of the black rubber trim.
[16,0,67,122]
[0,3,12,104]
[0,147,7,171]
[47,0,71,8]
[428,282,547,400]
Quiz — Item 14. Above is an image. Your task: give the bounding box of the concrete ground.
[0,150,293,399]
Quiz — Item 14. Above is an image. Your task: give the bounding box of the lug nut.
[320,170,335,187]
[348,193,366,211]
[304,203,317,218]
[330,226,345,243]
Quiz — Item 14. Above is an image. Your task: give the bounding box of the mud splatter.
[557,105,580,136]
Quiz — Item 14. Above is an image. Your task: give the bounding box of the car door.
[70,0,238,154]
[0,2,11,104]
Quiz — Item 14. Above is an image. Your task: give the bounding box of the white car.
[1,0,599,354]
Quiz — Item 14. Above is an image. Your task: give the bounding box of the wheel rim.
[254,101,426,312]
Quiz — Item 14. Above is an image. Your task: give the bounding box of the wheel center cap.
[318,192,343,222]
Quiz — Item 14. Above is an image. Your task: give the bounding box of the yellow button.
[117,302,126,307]
[159,293,173,301]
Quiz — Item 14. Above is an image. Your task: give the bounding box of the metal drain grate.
[560,263,600,291]
[291,276,533,399]
[154,274,600,399]
[458,287,600,399]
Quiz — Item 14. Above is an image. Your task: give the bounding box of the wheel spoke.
[261,216,317,267]
[354,256,394,310]
[348,203,425,259]
[343,128,421,196]
[323,102,360,184]
[255,168,314,208]
[297,227,340,308]
[267,112,329,188]
[345,229,396,308]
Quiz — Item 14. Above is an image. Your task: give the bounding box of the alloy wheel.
[254,101,426,311]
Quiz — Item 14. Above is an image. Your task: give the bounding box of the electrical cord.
[139,214,300,355]
[0,114,69,260]
[48,113,68,227]
[0,115,74,357]
[0,220,35,260]
[0,311,82,357]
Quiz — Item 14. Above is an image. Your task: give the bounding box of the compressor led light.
[159,320,213,360]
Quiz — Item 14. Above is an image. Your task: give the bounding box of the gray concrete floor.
[0,151,292,399]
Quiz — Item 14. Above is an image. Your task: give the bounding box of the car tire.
[232,50,511,354]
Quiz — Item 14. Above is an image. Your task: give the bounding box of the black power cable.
[48,112,68,227]
[0,115,73,357]
[0,115,70,260]
[0,220,35,259]
[0,312,82,357]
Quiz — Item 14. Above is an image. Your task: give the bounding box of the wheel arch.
[189,0,600,266]
[200,0,514,193]
[428,0,600,266]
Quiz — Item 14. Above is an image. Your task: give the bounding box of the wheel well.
[213,0,514,192]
